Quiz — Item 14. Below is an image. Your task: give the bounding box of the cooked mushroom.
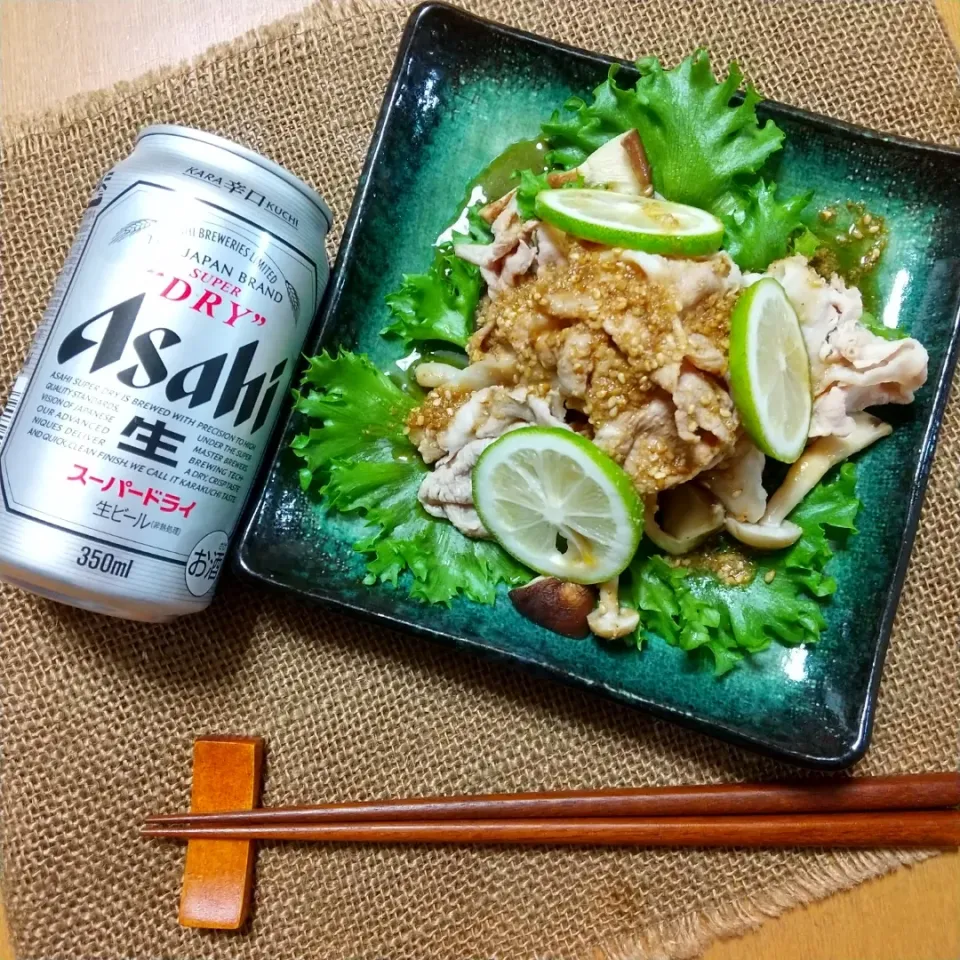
[644,485,725,555]
[509,576,597,638]
[724,516,803,550]
[414,355,517,390]
[477,188,517,224]
[764,413,892,525]
[546,169,582,188]
[699,439,767,522]
[587,577,640,639]
[724,413,892,550]
[578,130,653,196]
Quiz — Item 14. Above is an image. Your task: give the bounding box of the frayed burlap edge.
[594,850,934,960]
[9,0,954,149]
[0,2,951,958]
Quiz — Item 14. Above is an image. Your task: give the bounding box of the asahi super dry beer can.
[0,125,331,621]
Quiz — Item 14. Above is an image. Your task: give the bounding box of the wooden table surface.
[1,2,959,959]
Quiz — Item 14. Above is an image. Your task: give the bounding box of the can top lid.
[135,124,333,232]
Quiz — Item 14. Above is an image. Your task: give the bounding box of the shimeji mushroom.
[644,484,725,555]
[723,516,805,550]
[414,355,517,390]
[587,576,640,639]
[725,413,893,550]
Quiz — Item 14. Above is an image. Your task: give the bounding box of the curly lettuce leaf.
[791,226,822,259]
[712,180,813,272]
[514,168,584,220]
[860,308,909,342]
[621,464,860,674]
[290,351,528,604]
[780,462,860,596]
[542,49,785,210]
[515,169,553,220]
[382,243,484,348]
[626,553,826,675]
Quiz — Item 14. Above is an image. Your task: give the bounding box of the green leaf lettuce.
[860,309,909,342]
[621,464,861,674]
[290,351,529,604]
[382,243,484,348]
[542,49,785,211]
[514,168,584,220]
[712,180,813,272]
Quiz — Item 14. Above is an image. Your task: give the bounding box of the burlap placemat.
[2,1,959,958]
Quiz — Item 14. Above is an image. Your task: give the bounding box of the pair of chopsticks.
[142,772,960,848]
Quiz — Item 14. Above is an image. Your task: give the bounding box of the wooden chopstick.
[142,810,960,848]
[144,772,960,827]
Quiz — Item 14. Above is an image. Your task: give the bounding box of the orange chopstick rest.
[178,735,264,930]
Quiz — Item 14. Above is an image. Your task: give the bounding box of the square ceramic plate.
[236,2,960,768]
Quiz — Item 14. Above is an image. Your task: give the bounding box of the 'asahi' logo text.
[56,294,286,434]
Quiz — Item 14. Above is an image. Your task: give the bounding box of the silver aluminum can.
[0,125,331,621]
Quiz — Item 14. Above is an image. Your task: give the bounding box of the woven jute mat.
[2,1,959,958]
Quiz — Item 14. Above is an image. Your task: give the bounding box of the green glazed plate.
[236,2,960,768]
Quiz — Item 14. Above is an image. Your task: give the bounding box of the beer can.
[0,125,332,621]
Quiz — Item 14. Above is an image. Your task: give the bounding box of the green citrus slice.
[472,427,643,584]
[534,188,724,255]
[728,277,812,463]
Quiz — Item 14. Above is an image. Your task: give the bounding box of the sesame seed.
[764,569,776,583]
